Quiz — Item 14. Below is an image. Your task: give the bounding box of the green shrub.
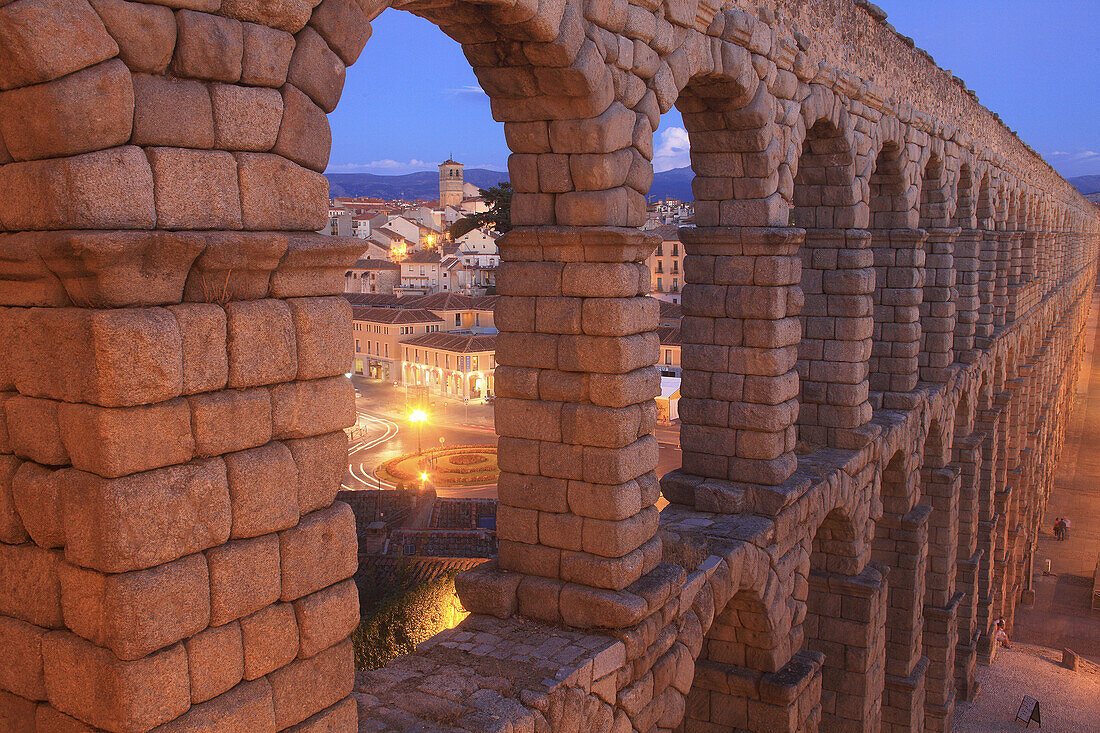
[350,570,463,670]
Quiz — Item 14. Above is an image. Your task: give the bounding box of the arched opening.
[792,118,873,453]
[687,582,820,731]
[953,164,975,229]
[872,449,930,729]
[918,155,956,383]
[919,155,948,230]
[975,173,997,341]
[918,418,962,725]
[953,163,980,363]
[805,508,887,730]
[992,188,1011,328]
[671,65,805,494]
[951,387,984,699]
[868,141,924,410]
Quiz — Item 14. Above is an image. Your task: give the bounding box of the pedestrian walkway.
[955,642,1100,732]
[1011,283,1100,664]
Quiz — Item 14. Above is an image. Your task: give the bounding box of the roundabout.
[375,445,499,489]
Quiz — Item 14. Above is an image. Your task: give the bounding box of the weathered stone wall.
[0,0,1097,731]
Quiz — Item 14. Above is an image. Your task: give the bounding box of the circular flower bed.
[376,445,499,488]
[449,453,488,466]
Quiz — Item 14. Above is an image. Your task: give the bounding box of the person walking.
[1054,517,1065,541]
[1062,516,1071,539]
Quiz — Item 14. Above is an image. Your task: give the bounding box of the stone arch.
[976,171,995,229]
[954,388,975,440]
[791,114,873,452]
[676,60,766,226]
[953,162,975,229]
[869,137,915,229]
[671,59,805,491]
[917,413,963,724]
[810,502,871,575]
[872,447,930,729]
[868,135,925,408]
[803,505,888,731]
[918,152,958,383]
[919,154,949,230]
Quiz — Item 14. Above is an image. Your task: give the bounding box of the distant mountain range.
[325,169,509,200]
[1070,175,1100,196]
[324,166,697,203]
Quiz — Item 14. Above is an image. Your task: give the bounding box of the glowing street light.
[409,409,427,454]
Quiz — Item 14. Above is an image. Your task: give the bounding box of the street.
[342,377,683,499]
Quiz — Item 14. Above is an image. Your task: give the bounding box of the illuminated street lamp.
[409,409,427,454]
[420,472,428,491]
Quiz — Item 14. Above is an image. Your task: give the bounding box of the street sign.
[1015,696,1040,727]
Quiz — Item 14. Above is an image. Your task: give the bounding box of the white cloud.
[652,126,691,172]
[1042,148,1100,178]
[328,159,435,173]
[447,84,487,98]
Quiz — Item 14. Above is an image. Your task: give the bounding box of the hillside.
[1070,175,1100,195]
[324,166,698,202]
[325,169,509,200]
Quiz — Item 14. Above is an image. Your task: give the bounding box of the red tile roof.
[351,306,443,324]
[400,332,496,353]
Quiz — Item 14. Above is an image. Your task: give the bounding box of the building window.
[672,244,679,256]
[673,278,678,292]
[665,350,672,365]
[657,277,663,292]
[355,339,360,353]
[474,314,481,326]
[385,344,389,357]
[472,356,479,371]
[455,314,461,326]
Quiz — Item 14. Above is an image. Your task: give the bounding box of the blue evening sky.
[328,1,1099,179]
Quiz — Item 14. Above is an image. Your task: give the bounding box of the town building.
[351,306,444,381]
[646,225,685,303]
[657,325,681,378]
[658,299,683,327]
[401,331,496,401]
[345,258,400,295]
[369,227,409,260]
[399,250,444,294]
[439,159,465,209]
[647,197,695,226]
[413,292,497,332]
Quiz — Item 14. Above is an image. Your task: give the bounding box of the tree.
[448,182,513,239]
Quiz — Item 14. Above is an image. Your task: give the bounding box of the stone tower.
[439,159,464,209]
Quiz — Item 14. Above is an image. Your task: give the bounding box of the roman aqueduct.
[1,0,1098,731]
